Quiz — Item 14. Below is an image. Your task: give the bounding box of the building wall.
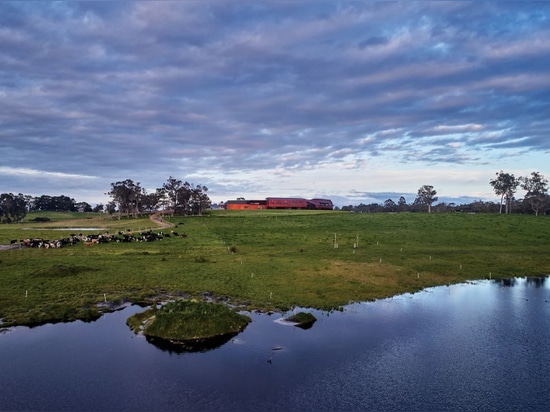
[266,197,308,209]
[225,202,267,210]
[224,197,332,210]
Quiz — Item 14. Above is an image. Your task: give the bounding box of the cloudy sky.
[1,1,549,207]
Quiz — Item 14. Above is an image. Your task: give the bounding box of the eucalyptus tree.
[0,193,28,223]
[107,179,143,217]
[75,202,93,213]
[161,177,211,215]
[519,172,548,216]
[189,184,210,215]
[32,195,76,211]
[384,198,397,212]
[105,201,117,215]
[415,185,438,213]
[140,189,163,213]
[162,176,184,210]
[397,196,408,212]
[175,181,193,214]
[490,171,519,214]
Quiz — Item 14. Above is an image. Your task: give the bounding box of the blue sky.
[1,1,549,207]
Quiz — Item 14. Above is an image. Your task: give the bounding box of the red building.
[266,197,308,209]
[224,199,267,210]
[306,198,334,210]
[224,197,333,210]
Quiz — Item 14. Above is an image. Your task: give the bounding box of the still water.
[1,278,549,411]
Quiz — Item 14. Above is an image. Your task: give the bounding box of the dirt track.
[0,244,21,251]
[149,212,174,229]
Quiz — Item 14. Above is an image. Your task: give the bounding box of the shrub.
[30,217,51,222]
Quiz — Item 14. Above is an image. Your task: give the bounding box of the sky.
[1,1,549,208]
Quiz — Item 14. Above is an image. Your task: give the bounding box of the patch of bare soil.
[0,244,20,251]
[150,212,174,229]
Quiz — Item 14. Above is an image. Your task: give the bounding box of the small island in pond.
[126,300,251,352]
[285,312,317,329]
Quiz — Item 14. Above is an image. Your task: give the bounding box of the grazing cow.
[14,227,172,251]
[122,234,133,242]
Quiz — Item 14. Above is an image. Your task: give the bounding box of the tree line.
[106,177,210,218]
[0,176,211,223]
[1,171,548,223]
[341,184,441,213]
[341,172,549,215]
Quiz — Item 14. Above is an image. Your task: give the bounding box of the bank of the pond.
[1,277,549,411]
[1,211,550,327]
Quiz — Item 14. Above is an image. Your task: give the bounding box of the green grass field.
[1,210,549,326]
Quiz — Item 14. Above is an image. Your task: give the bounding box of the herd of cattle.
[14,230,187,249]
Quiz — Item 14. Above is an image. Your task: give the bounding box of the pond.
[1,277,549,411]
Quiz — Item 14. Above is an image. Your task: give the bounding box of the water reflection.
[495,278,518,287]
[525,276,548,287]
[494,276,548,288]
[145,331,242,354]
[1,277,549,411]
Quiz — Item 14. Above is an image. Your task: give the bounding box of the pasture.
[1,210,549,326]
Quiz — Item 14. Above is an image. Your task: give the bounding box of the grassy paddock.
[1,210,549,326]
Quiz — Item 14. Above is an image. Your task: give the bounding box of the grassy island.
[285,312,317,329]
[0,210,549,327]
[126,300,251,352]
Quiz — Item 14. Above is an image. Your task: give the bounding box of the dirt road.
[149,212,174,229]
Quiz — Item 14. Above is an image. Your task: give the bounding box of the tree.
[189,184,210,215]
[490,171,519,214]
[432,202,448,213]
[105,201,117,215]
[161,177,211,215]
[519,172,548,216]
[383,198,396,212]
[140,189,163,212]
[175,181,192,215]
[162,176,185,211]
[0,193,28,223]
[32,195,76,211]
[75,202,92,213]
[415,185,438,213]
[397,196,408,212]
[107,179,143,217]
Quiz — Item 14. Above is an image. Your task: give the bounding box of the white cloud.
[0,1,548,207]
[0,166,97,180]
